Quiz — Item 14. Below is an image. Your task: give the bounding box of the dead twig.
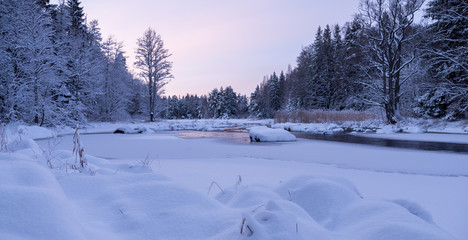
[207,181,224,196]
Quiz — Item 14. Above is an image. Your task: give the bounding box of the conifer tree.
[423,0,468,118]
[268,72,281,112]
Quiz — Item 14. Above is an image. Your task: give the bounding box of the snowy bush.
[414,89,449,118]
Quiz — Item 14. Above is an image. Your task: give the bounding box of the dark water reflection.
[293,132,468,154]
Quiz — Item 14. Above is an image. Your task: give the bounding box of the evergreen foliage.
[0,0,146,125]
[422,0,468,119]
[249,0,467,122]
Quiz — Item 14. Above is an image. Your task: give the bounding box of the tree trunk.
[385,102,397,124]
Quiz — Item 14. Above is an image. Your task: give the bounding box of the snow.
[273,122,353,134]
[1,120,467,240]
[273,119,468,135]
[249,126,297,142]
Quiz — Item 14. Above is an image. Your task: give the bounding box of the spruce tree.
[268,72,281,112]
[424,0,468,118]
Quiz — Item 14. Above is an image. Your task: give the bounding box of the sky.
[54,0,364,96]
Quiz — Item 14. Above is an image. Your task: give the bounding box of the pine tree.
[237,94,249,117]
[331,24,346,110]
[321,25,334,109]
[268,72,281,112]
[222,86,238,118]
[278,71,286,108]
[67,0,86,37]
[208,88,221,118]
[294,45,314,109]
[343,18,366,110]
[249,86,261,117]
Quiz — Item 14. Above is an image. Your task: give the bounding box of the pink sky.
[61,0,364,96]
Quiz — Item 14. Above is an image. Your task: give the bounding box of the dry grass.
[274,110,378,124]
[0,123,7,152]
[71,126,87,172]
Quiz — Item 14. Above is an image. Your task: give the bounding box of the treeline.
[250,0,467,123]
[0,0,147,126]
[158,86,249,119]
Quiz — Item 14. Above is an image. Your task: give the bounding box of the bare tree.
[134,28,173,122]
[359,0,424,123]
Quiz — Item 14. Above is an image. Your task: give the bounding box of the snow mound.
[223,176,454,240]
[276,176,361,224]
[222,185,284,208]
[6,138,42,156]
[239,200,332,240]
[16,125,55,139]
[58,172,235,240]
[249,126,296,142]
[393,199,434,223]
[330,200,454,240]
[0,159,85,240]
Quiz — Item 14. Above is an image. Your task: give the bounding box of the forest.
[0,0,466,126]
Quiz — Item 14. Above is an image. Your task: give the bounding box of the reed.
[274,110,378,124]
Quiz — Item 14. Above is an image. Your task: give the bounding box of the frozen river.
[35,130,468,239]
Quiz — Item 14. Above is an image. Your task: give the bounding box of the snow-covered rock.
[249,126,296,142]
[113,126,149,134]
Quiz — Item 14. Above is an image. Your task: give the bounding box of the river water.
[174,129,468,153]
[292,132,468,154]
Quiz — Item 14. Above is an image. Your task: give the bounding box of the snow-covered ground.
[273,119,468,134]
[1,120,467,240]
